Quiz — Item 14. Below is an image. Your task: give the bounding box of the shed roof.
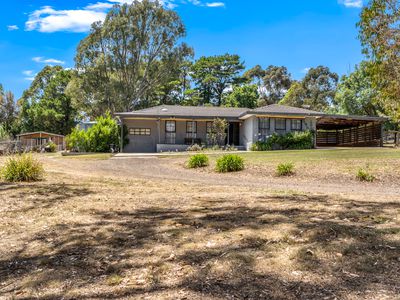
[17,131,65,138]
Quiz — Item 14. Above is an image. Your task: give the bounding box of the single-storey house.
[114,104,386,153]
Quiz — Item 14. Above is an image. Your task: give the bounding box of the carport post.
[120,117,123,153]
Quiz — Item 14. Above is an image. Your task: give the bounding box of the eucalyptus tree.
[75,0,192,114]
[262,65,292,104]
[191,54,245,106]
[358,0,400,121]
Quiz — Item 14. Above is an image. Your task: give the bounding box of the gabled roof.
[17,131,65,138]
[248,104,324,116]
[115,105,248,119]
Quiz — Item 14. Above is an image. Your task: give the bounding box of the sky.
[0,0,366,99]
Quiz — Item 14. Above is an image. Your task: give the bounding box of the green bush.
[45,142,57,153]
[188,154,209,168]
[1,154,44,182]
[276,162,295,176]
[251,131,314,151]
[216,154,244,173]
[66,127,89,152]
[356,168,375,182]
[66,113,126,153]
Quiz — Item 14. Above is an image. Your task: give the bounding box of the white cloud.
[340,0,363,8]
[32,56,65,65]
[301,67,310,74]
[25,0,225,33]
[25,6,107,33]
[22,70,34,76]
[7,25,19,31]
[85,2,114,10]
[23,71,36,81]
[205,2,225,7]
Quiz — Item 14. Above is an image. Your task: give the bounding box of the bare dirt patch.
[0,152,399,299]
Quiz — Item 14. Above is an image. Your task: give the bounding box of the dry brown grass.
[0,152,399,299]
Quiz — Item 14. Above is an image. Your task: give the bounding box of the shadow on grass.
[0,193,399,299]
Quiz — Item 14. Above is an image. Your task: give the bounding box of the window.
[258,118,270,140]
[291,119,302,131]
[206,121,213,145]
[186,121,197,139]
[129,128,151,136]
[275,118,286,131]
[165,120,176,144]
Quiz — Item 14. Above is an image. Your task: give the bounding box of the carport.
[316,115,387,147]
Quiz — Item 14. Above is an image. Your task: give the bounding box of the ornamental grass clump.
[1,154,44,182]
[215,154,244,173]
[356,168,375,182]
[276,162,295,176]
[187,154,209,168]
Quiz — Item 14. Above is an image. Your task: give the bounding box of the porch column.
[227,121,230,146]
[120,117,124,153]
[157,118,161,144]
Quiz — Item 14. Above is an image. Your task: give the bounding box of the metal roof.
[17,131,65,138]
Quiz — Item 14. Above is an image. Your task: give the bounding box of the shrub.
[66,128,89,152]
[251,131,314,151]
[45,142,57,153]
[188,154,209,168]
[66,113,127,153]
[216,154,244,173]
[187,144,203,152]
[276,162,295,176]
[1,154,44,182]
[356,168,375,182]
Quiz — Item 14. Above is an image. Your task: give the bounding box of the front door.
[227,122,240,146]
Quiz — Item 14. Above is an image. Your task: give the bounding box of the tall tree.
[19,67,77,135]
[223,84,259,108]
[0,85,18,135]
[75,0,192,115]
[191,54,245,106]
[279,66,338,112]
[262,66,292,105]
[358,0,400,121]
[334,61,383,116]
[301,66,339,111]
[279,81,307,108]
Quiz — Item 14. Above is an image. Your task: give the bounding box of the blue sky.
[0,0,365,98]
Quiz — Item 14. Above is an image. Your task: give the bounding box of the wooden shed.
[316,115,387,147]
[17,132,65,152]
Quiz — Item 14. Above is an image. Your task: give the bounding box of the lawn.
[0,149,399,299]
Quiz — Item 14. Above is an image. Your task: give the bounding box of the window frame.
[165,120,176,144]
[275,118,287,131]
[186,121,197,134]
[291,119,303,131]
[129,128,151,136]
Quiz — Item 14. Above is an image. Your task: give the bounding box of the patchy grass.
[0,152,399,299]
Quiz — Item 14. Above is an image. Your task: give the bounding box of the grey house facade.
[115,104,386,153]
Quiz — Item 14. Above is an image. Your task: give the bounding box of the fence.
[317,123,382,147]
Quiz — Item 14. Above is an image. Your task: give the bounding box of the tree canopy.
[358,0,400,121]
[19,66,77,135]
[334,61,383,116]
[74,0,192,115]
[190,54,245,106]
